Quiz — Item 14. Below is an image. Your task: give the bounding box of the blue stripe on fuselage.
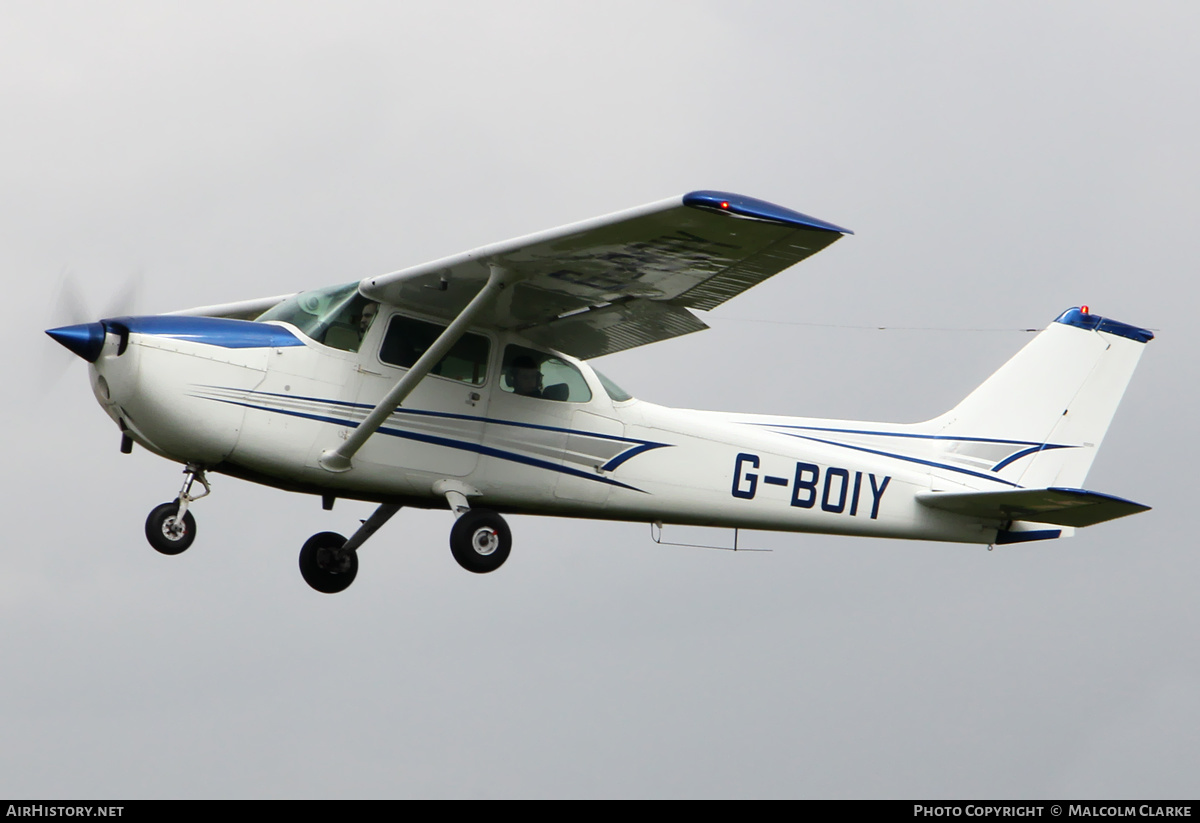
[110,316,303,348]
[198,394,651,492]
[773,432,1022,487]
[745,422,1077,475]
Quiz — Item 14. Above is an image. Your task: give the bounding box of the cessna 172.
[46,191,1153,593]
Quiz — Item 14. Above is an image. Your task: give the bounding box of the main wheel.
[299,531,358,594]
[450,509,511,574]
[145,500,196,555]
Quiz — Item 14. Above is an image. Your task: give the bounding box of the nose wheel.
[144,464,209,555]
[145,500,196,555]
[450,509,511,574]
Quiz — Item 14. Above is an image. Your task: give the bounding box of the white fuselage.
[86,310,1018,546]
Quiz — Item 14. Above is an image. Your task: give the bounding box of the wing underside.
[360,191,850,359]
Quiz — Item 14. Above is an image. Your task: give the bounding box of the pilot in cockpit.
[508,355,544,398]
[357,302,378,336]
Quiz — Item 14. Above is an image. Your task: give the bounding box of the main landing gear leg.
[145,463,210,555]
[298,503,401,594]
[434,481,511,575]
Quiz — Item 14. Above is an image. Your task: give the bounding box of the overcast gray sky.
[4,1,1197,798]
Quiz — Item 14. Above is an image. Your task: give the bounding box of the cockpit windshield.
[257,282,378,353]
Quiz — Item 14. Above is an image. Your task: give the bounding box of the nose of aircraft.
[46,322,107,362]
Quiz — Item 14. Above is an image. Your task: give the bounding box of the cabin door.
[352,311,494,478]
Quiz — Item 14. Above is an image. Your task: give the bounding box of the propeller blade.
[42,267,143,393]
[102,269,144,319]
[50,269,89,327]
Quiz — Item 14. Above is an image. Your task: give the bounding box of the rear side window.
[379,315,490,385]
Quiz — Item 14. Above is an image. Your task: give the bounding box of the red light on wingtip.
[1082,305,1089,314]
[720,201,729,209]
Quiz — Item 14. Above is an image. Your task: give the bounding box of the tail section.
[928,307,1153,489]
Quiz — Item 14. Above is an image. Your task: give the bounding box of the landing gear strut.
[293,480,515,591]
[145,464,209,555]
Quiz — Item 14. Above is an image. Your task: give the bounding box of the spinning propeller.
[42,269,144,402]
[45,269,143,362]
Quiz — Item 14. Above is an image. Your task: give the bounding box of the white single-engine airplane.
[47,191,1153,593]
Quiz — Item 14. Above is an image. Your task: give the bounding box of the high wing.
[360,191,852,360]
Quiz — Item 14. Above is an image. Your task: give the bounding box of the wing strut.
[318,265,512,472]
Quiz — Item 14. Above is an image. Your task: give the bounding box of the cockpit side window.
[379,315,490,385]
[257,282,378,353]
[500,344,592,402]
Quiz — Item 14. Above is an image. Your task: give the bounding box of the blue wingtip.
[683,190,853,234]
[1054,308,1154,343]
[46,322,107,362]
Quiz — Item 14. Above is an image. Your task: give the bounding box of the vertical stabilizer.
[929,308,1152,488]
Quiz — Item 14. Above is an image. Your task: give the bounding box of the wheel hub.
[471,527,499,555]
[161,517,186,541]
[316,546,353,574]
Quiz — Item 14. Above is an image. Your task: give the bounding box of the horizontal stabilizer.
[916,487,1150,528]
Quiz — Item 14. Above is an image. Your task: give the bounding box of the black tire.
[145,500,196,555]
[299,532,358,594]
[450,509,511,574]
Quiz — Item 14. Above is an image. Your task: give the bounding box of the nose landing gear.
[145,501,196,555]
[144,464,209,555]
